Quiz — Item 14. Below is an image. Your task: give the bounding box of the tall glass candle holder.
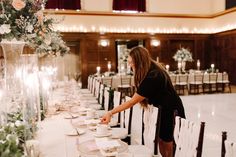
[197,60,200,70]
[107,61,111,72]
[211,64,215,73]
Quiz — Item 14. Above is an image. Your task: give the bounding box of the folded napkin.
[95,139,121,150]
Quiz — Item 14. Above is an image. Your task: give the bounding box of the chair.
[111,96,132,143]
[174,116,205,157]
[94,79,101,99]
[109,91,122,127]
[203,73,217,93]
[221,131,236,157]
[217,72,231,93]
[189,73,203,94]
[128,105,161,157]
[175,74,188,95]
[117,75,133,98]
[101,77,113,88]
[98,84,105,105]
[104,87,111,111]
[169,74,177,88]
[96,87,112,116]
[130,102,143,145]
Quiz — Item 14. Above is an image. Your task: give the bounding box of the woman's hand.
[100,112,112,124]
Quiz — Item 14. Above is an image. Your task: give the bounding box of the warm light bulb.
[151,40,160,47]
[96,66,101,73]
[165,65,170,71]
[107,61,111,71]
[100,40,109,47]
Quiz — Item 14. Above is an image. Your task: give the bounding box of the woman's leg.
[159,139,173,157]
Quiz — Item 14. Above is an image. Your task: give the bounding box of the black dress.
[137,62,185,142]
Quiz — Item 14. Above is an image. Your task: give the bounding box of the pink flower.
[12,0,26,11]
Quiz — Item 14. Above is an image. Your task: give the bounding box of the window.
[45,0,81,10]
[113,0,146,12]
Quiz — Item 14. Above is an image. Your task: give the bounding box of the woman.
[101,46,185,157]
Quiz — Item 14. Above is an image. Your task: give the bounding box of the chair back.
[92,77,97,95]
[112,91,122,125]
[170,74,177,86]
[121,75,132,86]
[209,73,217,83]
[103,87,110,111]
[194,73,204,84]
[98,84,105,105]
[124,96,132,132]
[143,105,161,155]
[87,75,92,90]
[174,116,205,157]
[176,74,188,85]
[130,102,143,145]
[222,131,236,157]
[223,72,229,83]
[95,79,100,99]
[101,77,113,87]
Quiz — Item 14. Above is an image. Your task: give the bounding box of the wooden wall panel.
[61,31,236,87]
[210,30,236,84]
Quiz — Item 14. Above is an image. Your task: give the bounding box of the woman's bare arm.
[101,93,145,124]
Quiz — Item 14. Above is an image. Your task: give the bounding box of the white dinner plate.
[94,132,112,138]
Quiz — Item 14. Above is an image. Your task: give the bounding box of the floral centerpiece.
[173,47,193,62]
[173,47,193,72]
[0,0,69,56]
[119,48,130,63]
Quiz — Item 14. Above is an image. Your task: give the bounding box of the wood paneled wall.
[61,31,236,87]
[210,30,236,84]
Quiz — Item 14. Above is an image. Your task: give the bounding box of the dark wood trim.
[44,7,236,19]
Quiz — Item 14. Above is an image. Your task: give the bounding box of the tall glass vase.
[181,61,186,73]
[0,41,25,114]
[21,54,40,140]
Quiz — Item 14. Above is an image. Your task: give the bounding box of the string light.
[54,24,236,34]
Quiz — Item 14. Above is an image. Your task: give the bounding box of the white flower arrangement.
[119,48,130,63]
[0,0,69,56]
[173,47,193,62]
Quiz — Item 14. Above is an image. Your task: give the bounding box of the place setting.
[65,127,86,136]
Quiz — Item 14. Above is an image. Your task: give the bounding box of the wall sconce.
[151,39,160,47]
[99,39,109,47]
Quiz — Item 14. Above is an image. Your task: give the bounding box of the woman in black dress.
[101,46,185,157]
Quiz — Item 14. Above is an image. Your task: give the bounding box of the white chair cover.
[128,105,160,157]
[130,103,143,145]
[225,140,236,157]
[174,116,203,157]
[143,105,159,153]
[109,91,121,126]
[111,96,131,139]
